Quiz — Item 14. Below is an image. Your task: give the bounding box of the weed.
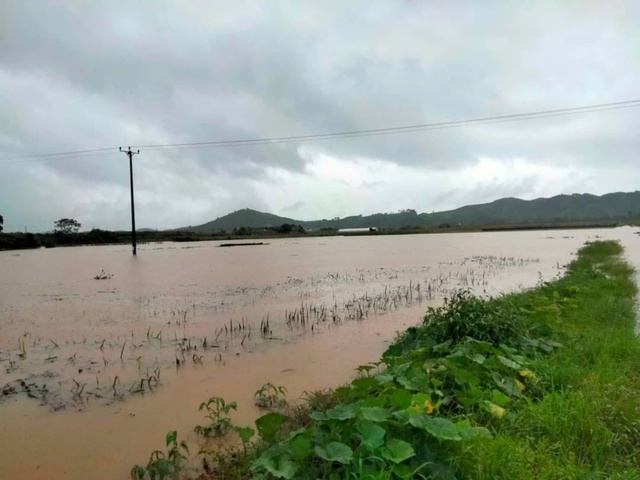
[94,269,113,280]
[194,397,237,438]
[131,430,189,480]
[254,382,288,410]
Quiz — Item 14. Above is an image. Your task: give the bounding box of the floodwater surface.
[1,228,637,479]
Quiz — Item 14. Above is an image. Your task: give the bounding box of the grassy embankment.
[132,240,640,479]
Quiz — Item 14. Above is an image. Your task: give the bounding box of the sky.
[1,1,640,232]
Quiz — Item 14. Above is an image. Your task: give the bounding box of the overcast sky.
[2,1,640,232]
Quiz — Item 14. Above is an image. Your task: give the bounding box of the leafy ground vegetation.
[132,240,640,479]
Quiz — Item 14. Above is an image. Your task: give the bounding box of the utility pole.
[120,147,140,255]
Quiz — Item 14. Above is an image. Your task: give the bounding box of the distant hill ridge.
[180,191,640,232]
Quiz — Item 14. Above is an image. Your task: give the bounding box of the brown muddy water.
[1,228,638,479]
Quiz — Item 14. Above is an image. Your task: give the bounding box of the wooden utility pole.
[119,147,140,255]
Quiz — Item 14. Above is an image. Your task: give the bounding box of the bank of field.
[133,240,640,479]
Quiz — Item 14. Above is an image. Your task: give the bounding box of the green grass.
[132,240,640,479]
[454,241,640,479]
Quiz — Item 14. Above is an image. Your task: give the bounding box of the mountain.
[424,192,640,227]
[181,208,299,233]
[180,191,640,232]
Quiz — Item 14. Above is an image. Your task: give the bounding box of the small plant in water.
[254,382,288,410]
[130,430,189,480]
[94,269,113,280]
[235,426,256,455]
[194,396,237,438]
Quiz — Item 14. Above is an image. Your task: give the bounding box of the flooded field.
[0,228,637,479]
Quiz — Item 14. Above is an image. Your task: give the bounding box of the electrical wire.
[0,150,121,165]
[132,99,640,150]
[1,99,639,164]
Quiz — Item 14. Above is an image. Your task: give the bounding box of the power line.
[1,98,639,164]
[135,102,640,153]
[0,147,119,162]
[132,99,640,151]
[0,150,120,165]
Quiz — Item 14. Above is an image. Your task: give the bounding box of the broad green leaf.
[335,386,353,398]
[499,344,517,354]
[491,389,512,407]
[392,409,411,424]
[497,355,521,370]
[470,353,486,364]
[466,426,492,440]
[453,368,480,386]
[492,372,520,396]
[485,401,507,419]
[256,412,289,442]
[315,442,353,464]
[131,465,145,479]
[411,392,431,407]
[382,343,404,359]
[423,359,439,372]
[360,407,391,422]
[357,420,386,450]
[409,414,461,441]
[382,438,415,463]
[375,373,394,384]
[510,354,527,364]
[326,403,358,421]
[351,377,378,391]
[432,340,452,353]
[268,457,298,479]
[398,374,429,391]
[309,411,326,421]
[391,463,414,479]
[393,362,411,374]
[165,430,177,446]
[390,389,412,409]
[286,432,312,460]
[254,451,298,479]
[537,341,554,353]
[179,441,190,456]
[456,420,493,441]
[465,338,493,352]
[446,349,465,358]
[236,426,255,444]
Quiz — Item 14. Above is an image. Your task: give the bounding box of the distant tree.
[0,214,3,233]
[233,226,250,236]
[54,218,81,234]
[275,223,305,234]
[279,223,293,234]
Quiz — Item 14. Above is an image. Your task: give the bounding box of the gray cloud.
[1,1,640,230]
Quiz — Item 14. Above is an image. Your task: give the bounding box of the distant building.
[338,227,377,233]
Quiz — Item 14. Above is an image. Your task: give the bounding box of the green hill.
[181,208,299,233]
[180,191,640,232]
[423,192,640,227]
